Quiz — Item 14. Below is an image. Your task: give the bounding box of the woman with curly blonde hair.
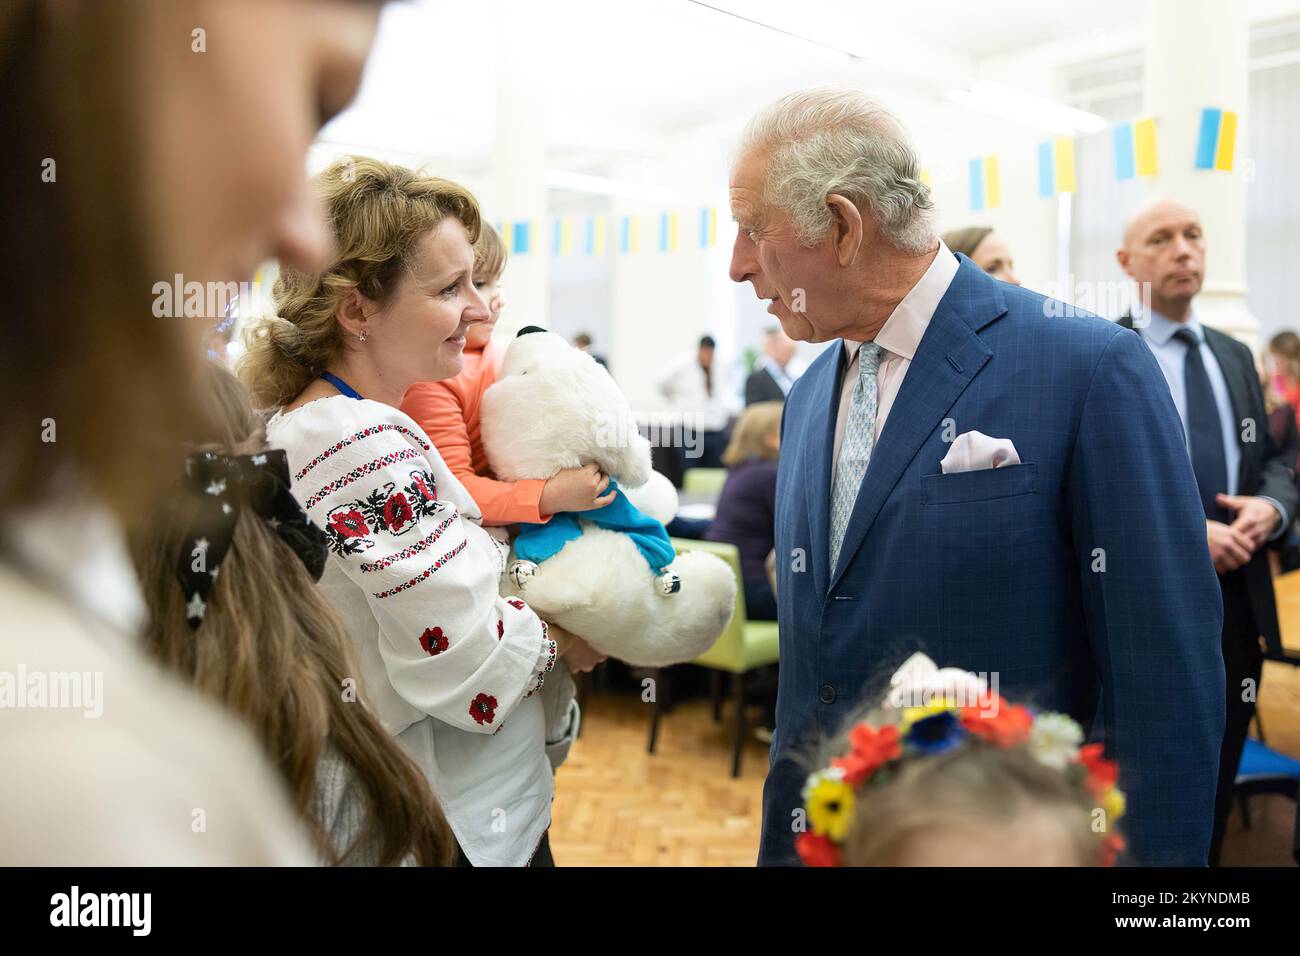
[242,156,602,866]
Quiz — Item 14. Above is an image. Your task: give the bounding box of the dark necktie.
[1174,326,1229,521]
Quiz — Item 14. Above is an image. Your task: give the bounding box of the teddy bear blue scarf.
[512,477,676,573]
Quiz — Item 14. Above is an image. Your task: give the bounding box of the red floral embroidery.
[384,492,414,532]
[419,626,449,656]
[497,620,504,640]
[469,692,498,725]
[411,473,436,502]
[371,538,468,599]
[330,509,369,538]
[506,598,526,611]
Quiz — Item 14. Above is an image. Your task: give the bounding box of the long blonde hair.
[131,365,453,866]
[240,156,481,409]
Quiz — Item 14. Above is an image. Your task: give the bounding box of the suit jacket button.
[818,683,836,704]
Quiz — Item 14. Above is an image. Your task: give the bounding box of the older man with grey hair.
[730,88,1224,867]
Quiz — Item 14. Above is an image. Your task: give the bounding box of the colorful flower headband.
[796,654,1126,867]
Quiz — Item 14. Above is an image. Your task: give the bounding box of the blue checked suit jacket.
[760,253,1226,867]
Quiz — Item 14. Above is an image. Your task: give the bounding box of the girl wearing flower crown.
[797,654,1126,867]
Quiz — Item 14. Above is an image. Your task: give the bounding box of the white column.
[607,132,735,415]
[488,0,549,336]
[1144,0,1254,346]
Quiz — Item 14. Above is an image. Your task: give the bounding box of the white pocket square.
[940,430,1021,474]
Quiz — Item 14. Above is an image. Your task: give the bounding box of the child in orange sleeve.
[403,224,609,773]
[402,223,614,526]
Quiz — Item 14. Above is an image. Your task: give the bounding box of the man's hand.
[1216,493,1282,549]
[1206,519,1255,574]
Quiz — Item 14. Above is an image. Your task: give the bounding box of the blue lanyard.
[320,371,362,400]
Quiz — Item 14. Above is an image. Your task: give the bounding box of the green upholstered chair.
[681,467,728,497]
[646,538,779,777]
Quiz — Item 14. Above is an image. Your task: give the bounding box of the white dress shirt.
[832,241,960,485]
[655,354,734,432]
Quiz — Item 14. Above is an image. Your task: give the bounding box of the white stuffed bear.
[480,327,736,667]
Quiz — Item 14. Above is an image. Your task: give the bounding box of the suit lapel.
[1202,327,1251,488]
[828,259,1002,592]
[803,344,847,599]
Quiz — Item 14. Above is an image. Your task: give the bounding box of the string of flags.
[968,155,1002,211]
[490,106,1242,235]
[1195,107,1238,171]
[1036,136,1077,198]
[494,208,723,256]
[955,106,1239,210]
[1113,117,1159,180]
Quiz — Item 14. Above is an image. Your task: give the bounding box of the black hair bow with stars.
[176,448,329,630]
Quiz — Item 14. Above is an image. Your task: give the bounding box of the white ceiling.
[317,0,1300,175]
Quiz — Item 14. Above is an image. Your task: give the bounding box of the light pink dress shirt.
[831,242,960,485]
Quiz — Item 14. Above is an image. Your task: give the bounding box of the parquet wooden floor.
[549,690,767,867]
[550,662,1300,867]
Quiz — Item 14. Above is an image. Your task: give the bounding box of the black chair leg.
[711,670,723,723]
[731,672,746,778]
[575,669,589,740]
[1238,793,1252,831]
[647,668,662,754]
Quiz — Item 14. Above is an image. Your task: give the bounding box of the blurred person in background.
[655,334,736,470]
[942,226,1022,286]
[0,0,383,863]
[1261,351,1300,573]
[573,331,608,370]
[744,326,799,405]
[1267,331,1300,438]
[705,402,783,622]
[1116,197,1299,865]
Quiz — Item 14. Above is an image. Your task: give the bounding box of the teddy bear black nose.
[516,325,547,338]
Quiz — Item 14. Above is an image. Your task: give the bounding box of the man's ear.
[826,194,864,267]
[1115,248,1132,279]
[335,288,369,338]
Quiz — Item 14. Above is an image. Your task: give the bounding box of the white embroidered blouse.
[267,396,556,867]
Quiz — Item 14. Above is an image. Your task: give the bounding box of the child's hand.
[540,463,616,515]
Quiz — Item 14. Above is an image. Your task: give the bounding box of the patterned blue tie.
[829,342,883,572]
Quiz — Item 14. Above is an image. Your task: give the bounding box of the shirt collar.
[2,497,146,638]
[1134,303,1202,347]
[843,239,960,362]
